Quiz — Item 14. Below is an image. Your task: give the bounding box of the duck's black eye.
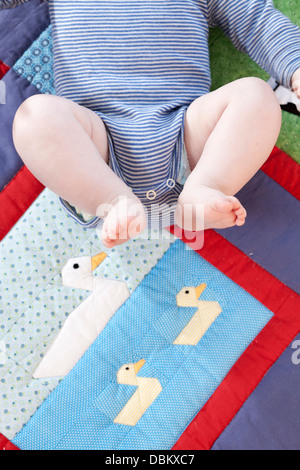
[73,263,80,269]
[125,367,130,371]
[185,290,189,294]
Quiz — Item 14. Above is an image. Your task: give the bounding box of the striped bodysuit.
[2,0,300,226]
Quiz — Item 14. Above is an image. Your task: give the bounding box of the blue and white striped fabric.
[2,0,300,223]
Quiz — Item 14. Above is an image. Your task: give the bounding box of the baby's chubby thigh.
[183,77,281,173]
[12,93,126,218]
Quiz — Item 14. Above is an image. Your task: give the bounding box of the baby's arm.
[207,0,300,92]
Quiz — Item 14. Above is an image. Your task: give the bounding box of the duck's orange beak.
[195,283,207,298]
[91,252,107,271]
[134,359,146,374]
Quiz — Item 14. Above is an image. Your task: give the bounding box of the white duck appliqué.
[33,252,130,378]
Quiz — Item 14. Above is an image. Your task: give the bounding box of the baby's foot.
[175,184,247,231]
[97,193,147,248]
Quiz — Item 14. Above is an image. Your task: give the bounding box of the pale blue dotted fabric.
[0,188,175,440]
[12,240,273,450]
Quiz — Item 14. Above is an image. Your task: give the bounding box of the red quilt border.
[0,165,44,242]
[0,433,18,451]
[0,60,10,79]
[261,146,300,201]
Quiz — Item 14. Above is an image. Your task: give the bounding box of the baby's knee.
[13,94,72,147]
[240,78,281,113]
[13,95,53,148]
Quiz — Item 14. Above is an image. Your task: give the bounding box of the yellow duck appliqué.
[114,359,162,427]
[173,283,222,345]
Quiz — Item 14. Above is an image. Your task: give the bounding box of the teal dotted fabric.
[0,188,176,440]
[13,25,55,95]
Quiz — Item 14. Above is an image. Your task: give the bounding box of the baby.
[3,0,300,247]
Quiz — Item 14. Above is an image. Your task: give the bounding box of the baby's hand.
[292,68,300,98]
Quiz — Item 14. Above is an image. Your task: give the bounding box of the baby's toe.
[235,217,246,227]
[234,206,247,226]
[226,196,242,209]
[235,206,247,218]
[101,231,115,248]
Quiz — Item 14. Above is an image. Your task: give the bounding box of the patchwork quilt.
[1,0,300,451]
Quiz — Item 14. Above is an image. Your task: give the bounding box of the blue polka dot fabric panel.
[0,188,175,440]
[12,240,273,450]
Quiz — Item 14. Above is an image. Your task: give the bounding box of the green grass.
[208,0,300,162]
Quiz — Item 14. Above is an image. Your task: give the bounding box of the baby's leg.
[176,78,282,231]
[12,95,146,247]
